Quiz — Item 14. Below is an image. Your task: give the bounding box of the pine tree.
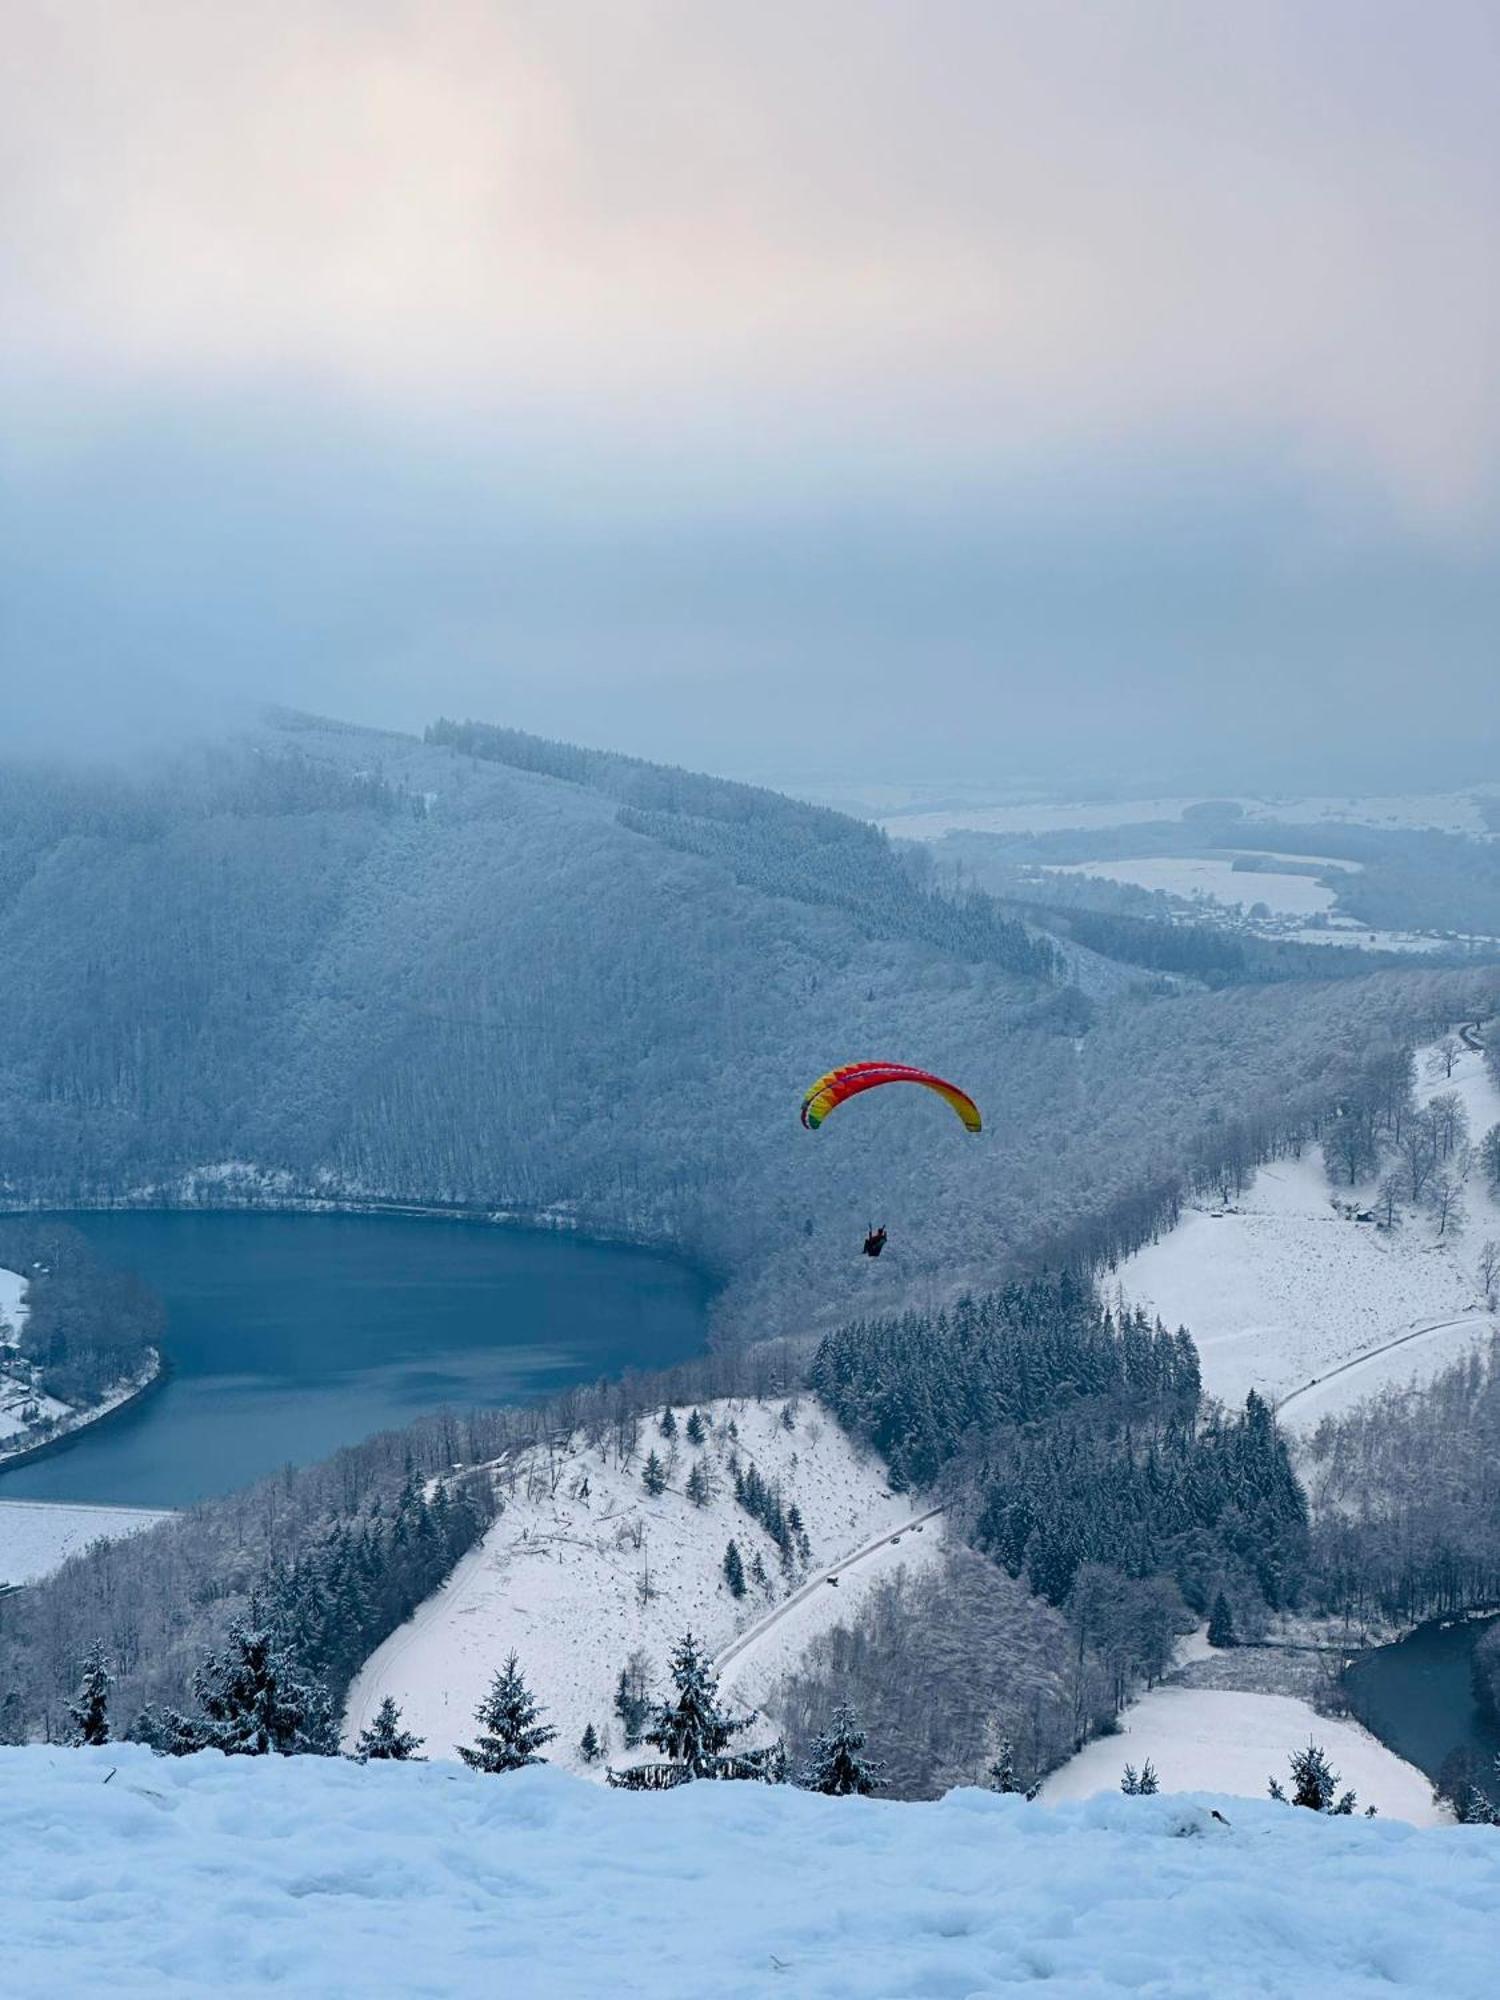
[722,1539,747,1598]
[1138,1759,1159,1795]
[988,1740,1021,1793]
[749,1550,771,1596]
[685,1459,711,1507]
[644,1631,747,1777]
[613,1650,653,1748]
[642,1450,667,1497]
[1207,1591,1237,1649]
[799,1701,883,1797]
[685,1409,708,1446]
[780,1403,796,1432]
[1272,1742,1357,1815]
[579,1722,602,1764]
[354,1695,424,1762]
[659,1407,678,1440]
[67,1641,113,1747]
[460,1653,556,1774]
[146,1607,340,1757]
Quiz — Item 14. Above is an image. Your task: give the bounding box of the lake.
[0,1211,711,1509]
[1344,1614,1500,1795]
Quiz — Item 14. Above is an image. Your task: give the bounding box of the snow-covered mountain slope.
[1114,1034,1499,1427]
[344,1397,945,1770]
[1040,1686,1440,1825]
[8,1747,1499,1999]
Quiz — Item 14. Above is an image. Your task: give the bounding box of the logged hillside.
[1,714,1495,1337]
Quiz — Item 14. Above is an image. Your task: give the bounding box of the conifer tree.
[1207,1591,1237,1649]
[1271,1742,1357,1814]
[988,1740,1021,1794]
[143,1606,339,1757]
[579,1722,602,1764]
[354,1695,424,1762]
[659,1407,678,1440]
[613,1651,653,1749]
[685,1459,712,1508]
[722,1539,747,1598]
[642,1450,668,1497]
[460,1653,556,1774]
[644,1631,747,1777]
[780,1403,796,1431]
[685,1409,708,1446]
[67,1641,113,1747]
[799,1701,884,1797]
[749,1550,771,1596]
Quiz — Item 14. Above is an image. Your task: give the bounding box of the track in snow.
[1275,1310,1496,1422]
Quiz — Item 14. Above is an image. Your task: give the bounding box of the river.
[0,1211,710,1510]
[1344,1614,1500,1796]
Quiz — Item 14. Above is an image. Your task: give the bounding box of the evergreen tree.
[749,1550,771,1596]
[722,1539,747,1598]
[659,1407,678,1440]
[460,1653,556,1774]
[613,1650,653,1748]
[642,1450,668,1497]
[988,1740,1021,1793]
[1272,1742,1358,1814]
[354,1695,425,1762]
[1207,1591,1237,1649]
[644,1631,747,1777]
[685,1409,708,1446]
[780,1403,796,1432]
[67,1641,113,1747]
[148,1608,339,1756]
[799,1701,884,1797]
[579,1722,602,1764]
[685,1459,712,1508]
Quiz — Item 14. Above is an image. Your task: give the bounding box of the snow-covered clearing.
[8,1748,1498,2000]
[0,1264,30,1336]
[0,1265,73,1440]
[1046,855,1341,916]
[345,1397,946,1771]
[1114,1034,1500,1426]
[0,1499,175,1586]
[885,783,1500,842]
[1040,1686,1440,1825]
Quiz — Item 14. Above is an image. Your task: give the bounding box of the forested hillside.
[2,713,1497,1338]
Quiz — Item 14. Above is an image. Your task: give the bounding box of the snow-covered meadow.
[1114,1035,1500,1426]
[7,1746,1499,1999]
[1040,1686,1440,1825]
[345,1397,946,1772]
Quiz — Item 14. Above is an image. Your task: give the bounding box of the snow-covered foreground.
[0,1499,175,1586]
[346,1398,945,1770]
[1040,1687,1441,1825]
[7,1748,1498,2000]
[1115,1035,1500,1426]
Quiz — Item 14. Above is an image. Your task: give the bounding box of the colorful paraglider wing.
[799,1062,982,1133]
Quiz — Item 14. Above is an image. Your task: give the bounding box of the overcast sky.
[3,1,1496,794]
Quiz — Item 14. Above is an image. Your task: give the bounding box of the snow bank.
[0,1499,175,1586]
[1040,1687,1441,1825]
[5,1746,1498,1998]
[1115,1035,1500,1427]
[345,1398,945,1771]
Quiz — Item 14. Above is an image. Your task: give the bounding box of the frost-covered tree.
[138,1607,338,1757]
[780,1403,797,1432]
[642,1631,748,1777]
[579,1721,602,1764]
[67,1642,113,1747]
[749,1550,772,1596]
[800,1701,883,1796]
[659,1407,677,1441]
[988,1741,1021,1793]
[642,1451,667,1497]
[685,1409,708,1446]
[685,1459,712,1508]
[723,1540,746,1598]
[1207,1592,1237,1649]
[1478,1239,1499,1312]
[353,1695,424,1761]
[613,1650,654,1749]
[1270,1742,1357,1815]
[1121,1760,1158,1795]
[459,1653,556,1774]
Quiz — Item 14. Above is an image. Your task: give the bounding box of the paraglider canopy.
[800,1062,982,1134]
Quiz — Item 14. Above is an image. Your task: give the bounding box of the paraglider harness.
[861,1225,888,1259]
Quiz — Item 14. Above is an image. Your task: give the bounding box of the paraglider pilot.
[862,1225,888,1259]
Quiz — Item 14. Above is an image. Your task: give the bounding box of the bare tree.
[1428,1091,1470,1163]
[1376,1173,1404,1229]
[1429,1172,1464,1239]
[1430,1034,1463,1080]
[1479,1240,1500,1312]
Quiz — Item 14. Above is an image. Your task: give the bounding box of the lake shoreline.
[0,1348,169,1481]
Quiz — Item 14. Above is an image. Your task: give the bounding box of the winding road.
[1275,1311,1496,1423]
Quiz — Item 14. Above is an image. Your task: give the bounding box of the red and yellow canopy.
[799,1062,982,1134]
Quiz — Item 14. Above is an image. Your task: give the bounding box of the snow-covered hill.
[1115,1032,1499,1427]
[345,1397,945,1770]
[7,1747,1498,1999]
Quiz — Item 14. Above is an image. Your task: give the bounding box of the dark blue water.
[0,1211,709,1509]
[1345,1615,1500,1791]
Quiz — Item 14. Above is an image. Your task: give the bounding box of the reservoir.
[0,1211,710,1510]
[1344,1614,1500,1795]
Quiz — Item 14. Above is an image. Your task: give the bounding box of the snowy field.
[345,1397,946,1771]
[0,1499,175,1586]
[1045,855,1341,916]
[1040,1687,1440,1825]
[6,1748,1498,2000]
[1114,1034,1500,1426]
[884,784,1500,842]
[0,1264,29,1335]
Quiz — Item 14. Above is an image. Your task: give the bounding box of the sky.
[3,0,1497,796]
